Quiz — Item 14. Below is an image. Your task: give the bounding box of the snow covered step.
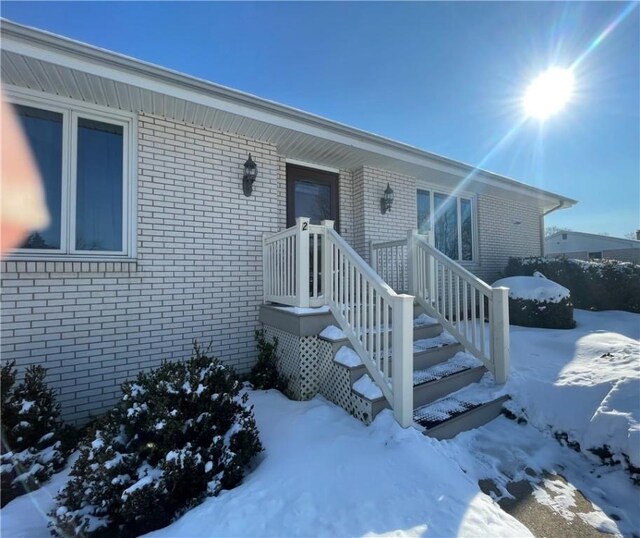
[412,331,464,370]
[412,352,486,409]
[351,374,390,422]
[414,380,510,439]
[413,313,443,341]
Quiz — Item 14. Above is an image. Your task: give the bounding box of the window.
[7,94,133,257]
[417,189,475,261]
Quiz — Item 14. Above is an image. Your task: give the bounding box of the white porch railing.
[263,218,414,427]
[263,218,325,307]
[371,231,510,383]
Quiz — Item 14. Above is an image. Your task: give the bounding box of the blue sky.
[3,1,639,237]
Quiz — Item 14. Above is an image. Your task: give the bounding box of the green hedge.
[508,296,576,329]
[504,257,640,313]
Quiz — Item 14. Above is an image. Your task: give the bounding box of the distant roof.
[0,18,578,212]
[546,230,640,247]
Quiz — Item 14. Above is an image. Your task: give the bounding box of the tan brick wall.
[1,113,286,423]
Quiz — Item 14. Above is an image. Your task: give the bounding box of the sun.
[523,67,574,120]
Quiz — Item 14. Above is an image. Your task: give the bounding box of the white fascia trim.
[1,20,576,208]
[285,159,340,174]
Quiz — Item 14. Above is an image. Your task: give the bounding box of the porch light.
[242,153,258,196]
[381,183,394,214]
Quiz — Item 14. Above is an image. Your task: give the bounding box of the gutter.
[541,200,572,256]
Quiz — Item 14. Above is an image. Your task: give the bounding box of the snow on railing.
[372,231,510,383]
[262,218,414,427]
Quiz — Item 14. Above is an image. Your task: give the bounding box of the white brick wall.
[1,112,544,424]
[352,166,417,261]
[475,193,543,283]
[1,113,286,423]
[344,166,543,283]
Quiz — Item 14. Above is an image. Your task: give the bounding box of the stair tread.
[413,375,508,428]
[412,352,483,386]
[413,313,439,327]
[413,332,459,354]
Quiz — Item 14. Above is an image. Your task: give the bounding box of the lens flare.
[523,68,574,120]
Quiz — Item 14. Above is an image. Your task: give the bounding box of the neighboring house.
[545,231,640,263]
[1,20,576,431]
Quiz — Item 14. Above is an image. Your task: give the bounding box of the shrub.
[249,330,289,393]
[508,296,576,329]
[50,344,262,538]
[504,257,640,313]
[1,362,73,507]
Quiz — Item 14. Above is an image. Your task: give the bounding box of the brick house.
[1,20,576,434]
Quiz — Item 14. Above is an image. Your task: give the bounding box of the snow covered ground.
[1,309,638,537]
[506,309,640,469]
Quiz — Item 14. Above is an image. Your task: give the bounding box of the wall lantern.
[242,153,258,197]
[380,182,394,214]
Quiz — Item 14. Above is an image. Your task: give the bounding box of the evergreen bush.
[249,330,290,393]
[1,362,73,507]
[50,344,262,538]
[504,257,640,313]
[508,296,576,329]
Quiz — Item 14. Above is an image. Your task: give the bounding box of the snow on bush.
[49,345,262,538]
[505,257,640,313]
[0,361,73,507]
[494,275,575,329]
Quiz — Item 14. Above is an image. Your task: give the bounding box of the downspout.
[541,200,567,256]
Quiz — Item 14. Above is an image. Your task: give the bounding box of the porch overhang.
[1,18,576,214]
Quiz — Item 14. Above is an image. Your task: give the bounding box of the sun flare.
[523,67,574,120]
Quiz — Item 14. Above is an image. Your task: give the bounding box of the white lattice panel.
[263,326,319,400]
[264,325,377,425]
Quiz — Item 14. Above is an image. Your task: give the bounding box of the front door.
[286,164,339,230]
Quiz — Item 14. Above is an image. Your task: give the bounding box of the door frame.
[286,164,340,231]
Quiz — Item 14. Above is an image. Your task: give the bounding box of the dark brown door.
[286,164,339,231]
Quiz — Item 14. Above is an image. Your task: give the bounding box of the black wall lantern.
[380,182,394,214]
[242,153,258,196]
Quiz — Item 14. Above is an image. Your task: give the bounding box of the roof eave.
[0,18,578,210]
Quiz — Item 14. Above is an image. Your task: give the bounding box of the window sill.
[1,257,137,274]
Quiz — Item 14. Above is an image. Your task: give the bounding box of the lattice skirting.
[263,326,319,400]
[263,324,377,425]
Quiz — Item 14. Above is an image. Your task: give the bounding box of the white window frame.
[417,184,478,263]
[4,86,137,260]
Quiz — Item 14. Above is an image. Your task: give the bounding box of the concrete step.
[412,353,486,409]
[414,381,510,439]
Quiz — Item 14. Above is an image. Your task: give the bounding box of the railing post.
[321,220,334,305]
[369,240,376,272]
[491,286,510,384]
[427,230,436,306]
[407,229,417,296]
[262,233,268,304]
[296,217,310,308]
[392,294,414,428]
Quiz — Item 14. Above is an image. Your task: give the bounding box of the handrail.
[324,226,414,427]
[371,231,509,384]
[262,219,414,427]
